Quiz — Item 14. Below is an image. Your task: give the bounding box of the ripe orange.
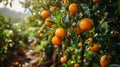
[40,33,44,38]
[89,43,99,52]
[79,18,93,31]
[41,10,50,19]
[63,0,67,6]
[100,55,111,67]
[76,27,82,35]
[50,6,56,12]
[69,26,82,35]
[55,28,66,39]
[45,21,53,27]
[69,3,78,13]
[52,36,62,46]
[93,0,101,3]
[78,42,82,47]
[60,56,67,63]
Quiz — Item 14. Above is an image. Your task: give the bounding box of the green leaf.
[72,55,76,60]
[46,18,55,23]
[55,9,63,27]
[40,40,49,49]
[35,45,42,52]
[80,4,90,17]
[62,63,68,67]
[19,41,25,47]
[113,0,120,14]
[0,14,5,21]
[71,28,78,46]
[35,40,49,52]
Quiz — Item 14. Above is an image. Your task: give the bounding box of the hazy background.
[0,0,30,22]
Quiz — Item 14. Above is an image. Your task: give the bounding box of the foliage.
[19,0,120,67]
[0,14,13,57]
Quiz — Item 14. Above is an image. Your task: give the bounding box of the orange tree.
[0,0,25,60]
[21,0,120,67]
[0,6,29,62]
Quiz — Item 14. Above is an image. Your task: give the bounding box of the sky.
[0,0,26,13]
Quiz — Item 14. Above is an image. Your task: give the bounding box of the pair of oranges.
[41,6,56,27]
[52,28,66,46]
[69,2,94,31]
[41,11,54,27]
[69,3,78,18]
[69,3,94,31]
[41,6,56,19]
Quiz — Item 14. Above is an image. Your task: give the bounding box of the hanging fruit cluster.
[22,0,120,67]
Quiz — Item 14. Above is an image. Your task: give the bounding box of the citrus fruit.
[41,10,50,19]
[69,26,82,35]
[63,0,67,6]
[100,55,111,67]
[52,36,62,46]
[89,43,99,52]
[60,56,67,63]
[45,21,53,27]
[78,42,82,47]
[69,3,78,13]
[55,28,66,39]
[40,33,44,38]
[80,18,93,31]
